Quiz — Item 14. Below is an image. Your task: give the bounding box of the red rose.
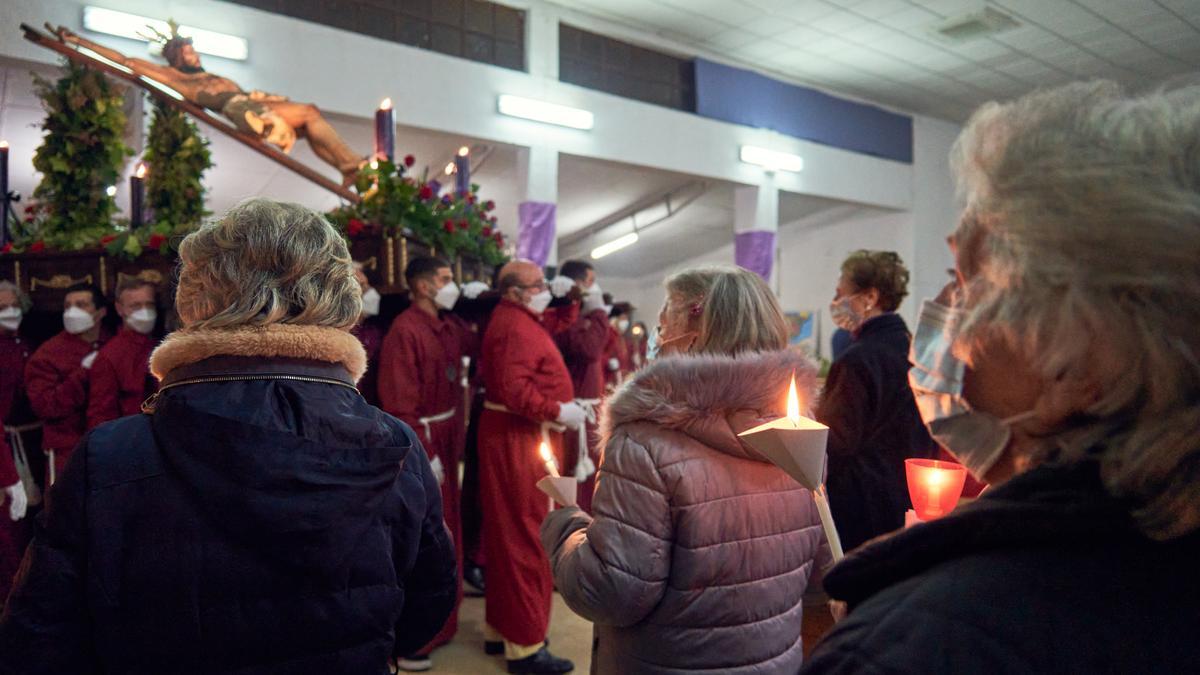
[0,243,12,254]
[100,234,118,246]
[404,154,415,168]
[23,205,34,214]
[443,220,455,233]
[29,241,45,253]
[419,185,434,200]
[481,226,492,237]
[466,194,476,205]
[484,200,495,211]
[457,220,469,230]
[148,233,167,249]
[347,218,365,237]
[493,232,504,245]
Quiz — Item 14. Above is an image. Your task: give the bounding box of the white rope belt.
[572,398,602,482]
[5,423,44,504]
[416,407,457,444]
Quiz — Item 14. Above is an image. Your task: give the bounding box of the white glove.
[429,455,446,486]
[462,281,490,299]
[556,401,587,430]
[607,358,620,372]
[549,276,576,298]
[4,482,27,521]
[80,350,98,369]
[581,289,606,314]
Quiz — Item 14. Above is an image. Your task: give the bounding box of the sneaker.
[395,654,432,672]
[507,646,573,674]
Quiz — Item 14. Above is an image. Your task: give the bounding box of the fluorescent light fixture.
[83,7,249,61]
[591,232,639,259]
[740,145,804,173]
[498,95,594,130]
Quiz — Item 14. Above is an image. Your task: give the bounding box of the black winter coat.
[815,313,936,552]
[0,355,456,674]
[803,461,1200,673]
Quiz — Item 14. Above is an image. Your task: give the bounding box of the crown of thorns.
[138,19,192,56]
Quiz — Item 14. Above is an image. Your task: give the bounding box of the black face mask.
[175,64,205,74]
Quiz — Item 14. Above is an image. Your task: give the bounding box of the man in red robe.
[350,262,387,407]
[0,281,33,606]
[86,278,159,430]
[379,256,478,672]
[551,260,610,513]
[603,302,634,392]
[479,260,583,674]
[25,283,109,486]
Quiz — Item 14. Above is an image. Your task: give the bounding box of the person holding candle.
[541,265,831,674]
[477,260,583,674]
[24,283,110,489]
[803,81,1200,673]
[0,198,456,673]
[85,278,160,430]
[814,250,937,553]
[378,255,479,672]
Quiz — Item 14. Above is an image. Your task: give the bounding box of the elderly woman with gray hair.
[0,199,456,673]
[542,265,831,673]
[803,81,1200,672]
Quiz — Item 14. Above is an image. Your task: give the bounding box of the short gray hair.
[175,198,361,330]
[951,80,1200,539]
[0,280,31,312]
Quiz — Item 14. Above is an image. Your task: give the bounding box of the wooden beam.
[20,24,361,204]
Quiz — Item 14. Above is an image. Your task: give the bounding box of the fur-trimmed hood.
[150,324,367,382]
[601,349,818,462]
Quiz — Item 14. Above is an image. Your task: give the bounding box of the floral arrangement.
[327,155,510,266]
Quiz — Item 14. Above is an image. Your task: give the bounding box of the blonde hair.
[951,80,1200,540]
[664,265,788,355]
[175,198,361,330]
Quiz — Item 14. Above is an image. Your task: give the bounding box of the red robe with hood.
[0,331,33,604]
[378,305,477,650]
[25,329,108,481]
[86,326,157,430]
[554,307,610,513]
[479,298,574,646]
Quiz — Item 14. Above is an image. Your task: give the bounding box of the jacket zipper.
[141,374,359,414]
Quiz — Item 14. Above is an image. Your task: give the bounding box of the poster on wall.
[785,311,819,357]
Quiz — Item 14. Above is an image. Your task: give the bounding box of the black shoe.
[507,646,573,674]
[464,563,486,597]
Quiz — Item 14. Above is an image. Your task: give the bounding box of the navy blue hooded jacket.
[0,350,456,674]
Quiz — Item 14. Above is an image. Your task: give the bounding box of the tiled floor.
[423,594,593,674]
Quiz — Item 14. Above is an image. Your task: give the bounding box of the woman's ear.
[863,287,882,311]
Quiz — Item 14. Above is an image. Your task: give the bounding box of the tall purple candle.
[454,146,470,195]
[130,163,146,229]
[375,98,395,163]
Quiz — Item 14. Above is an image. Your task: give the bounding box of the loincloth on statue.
[198,91,296,153]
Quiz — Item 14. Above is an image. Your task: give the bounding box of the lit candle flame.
[458,145,470,157]
[380,97,392,110]
[135,163,147,178]
[786,372,801,426]
[445,162,457,175]
[369,160,379,170]
[0,140,8,149]
[539,441,559,477]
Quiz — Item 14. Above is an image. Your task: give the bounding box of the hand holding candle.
[536,440,577,507]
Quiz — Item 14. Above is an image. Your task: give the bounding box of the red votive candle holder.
[905,458,967,522]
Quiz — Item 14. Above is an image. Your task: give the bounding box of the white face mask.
[0,307,21,332]
[526,289,553,315]
[125,307,157,335]
[908,299,1035,481]
[62,306,96,335]
[829,293,866,332]
[617,319,630,333]
[361,288,381,317]
[434,281,461,311]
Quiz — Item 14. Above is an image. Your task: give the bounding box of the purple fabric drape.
[735,230,776,280]
[517,201,556,267]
